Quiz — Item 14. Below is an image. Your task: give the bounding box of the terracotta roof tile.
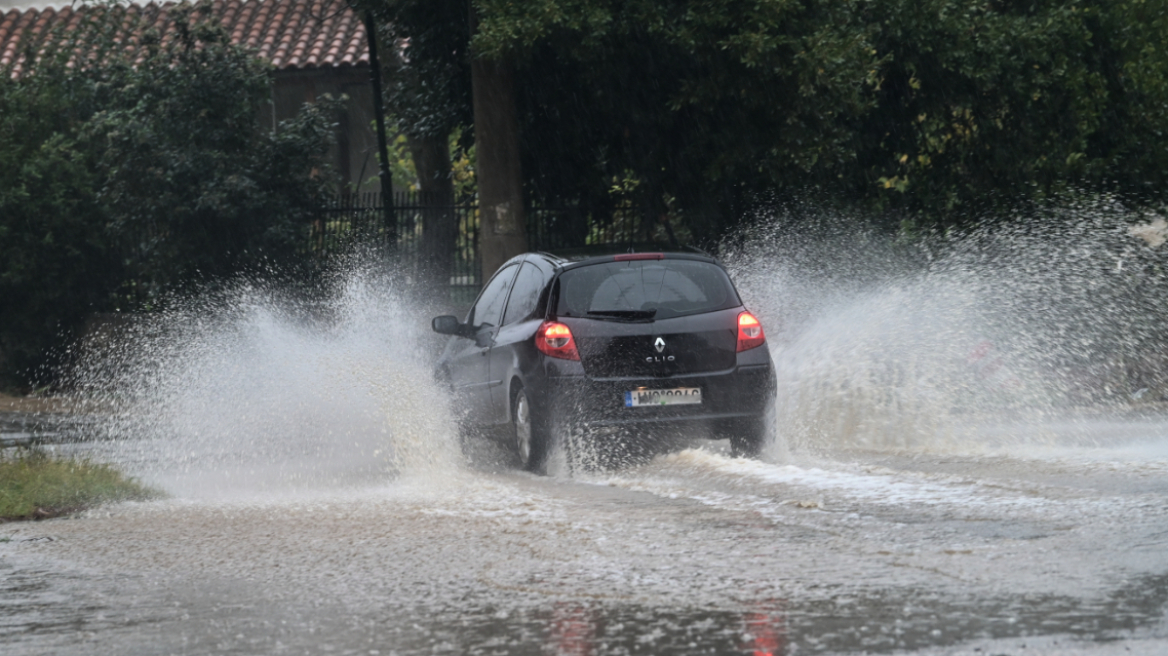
[0,0,369,75]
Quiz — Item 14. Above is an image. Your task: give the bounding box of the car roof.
[520,250,722,273]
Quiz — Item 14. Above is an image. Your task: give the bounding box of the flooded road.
[6,211,1168,654]
[4,420,1168,655]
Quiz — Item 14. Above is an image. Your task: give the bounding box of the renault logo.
[654,337,666,353]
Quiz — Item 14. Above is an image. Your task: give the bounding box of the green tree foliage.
[81,3,338,292]
[0,1,337,388]
[0,28,118,385]
[372,0,1168,238]
[371,0,473,142]
[494,0,880,240]
[856,0,1168,217]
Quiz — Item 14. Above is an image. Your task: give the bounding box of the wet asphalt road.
[4,416,1168,656]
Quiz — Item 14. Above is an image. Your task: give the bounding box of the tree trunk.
[410,134,456,294]
[472,56,526,280]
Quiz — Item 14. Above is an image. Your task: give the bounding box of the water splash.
[64,197,1168,485]
[69,257,462,497]
[724,196,1168,456]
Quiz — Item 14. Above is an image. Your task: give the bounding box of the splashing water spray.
[69,256,462,497]
[723,196,1168,458]
[67,197,1168,492]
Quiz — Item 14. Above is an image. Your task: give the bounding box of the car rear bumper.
[533,363,775,431]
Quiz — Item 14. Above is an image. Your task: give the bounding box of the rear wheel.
[729,409,775,459]
[513,388,549,473]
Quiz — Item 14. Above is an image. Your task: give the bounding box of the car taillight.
[736,311,766,352]
[537,321,580,360]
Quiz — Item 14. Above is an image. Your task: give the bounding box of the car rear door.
[487,260,551,424]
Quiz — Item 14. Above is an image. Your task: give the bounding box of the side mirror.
[432,315,466,336]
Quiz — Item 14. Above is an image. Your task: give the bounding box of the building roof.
[0,0,370,75]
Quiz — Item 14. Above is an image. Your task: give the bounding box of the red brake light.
[613,252,665,261]
[736,311,766,352]
[536,321,580,361]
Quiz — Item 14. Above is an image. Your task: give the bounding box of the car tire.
[729,408,775,459]
[513,387,550,474]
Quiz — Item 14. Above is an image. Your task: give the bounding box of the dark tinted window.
[555,259,740,320]
[468,263,518,328]
[502,262,545,325]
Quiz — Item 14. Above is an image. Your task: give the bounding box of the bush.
[0,1,338,389]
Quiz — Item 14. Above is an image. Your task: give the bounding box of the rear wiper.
[586,309,657,321]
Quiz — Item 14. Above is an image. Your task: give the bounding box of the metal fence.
[311,191,480,298]
[309,194,665,298]
[312,196,606,287]
[110,194,665,309]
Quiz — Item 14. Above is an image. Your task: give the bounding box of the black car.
[432,251,776,473]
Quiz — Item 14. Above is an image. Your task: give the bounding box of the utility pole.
[363,9,396,246]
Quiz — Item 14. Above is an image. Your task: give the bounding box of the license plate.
[624,387,702,407]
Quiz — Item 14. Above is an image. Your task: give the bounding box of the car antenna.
[685,244,712,257]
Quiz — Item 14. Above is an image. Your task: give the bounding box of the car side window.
[468,263,518,329]
[502,263,544,326]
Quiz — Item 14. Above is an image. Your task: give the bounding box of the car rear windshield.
[554,259,741,320]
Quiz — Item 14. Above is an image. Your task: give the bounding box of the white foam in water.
[70,258,462,497]
[592,447,1058,511]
